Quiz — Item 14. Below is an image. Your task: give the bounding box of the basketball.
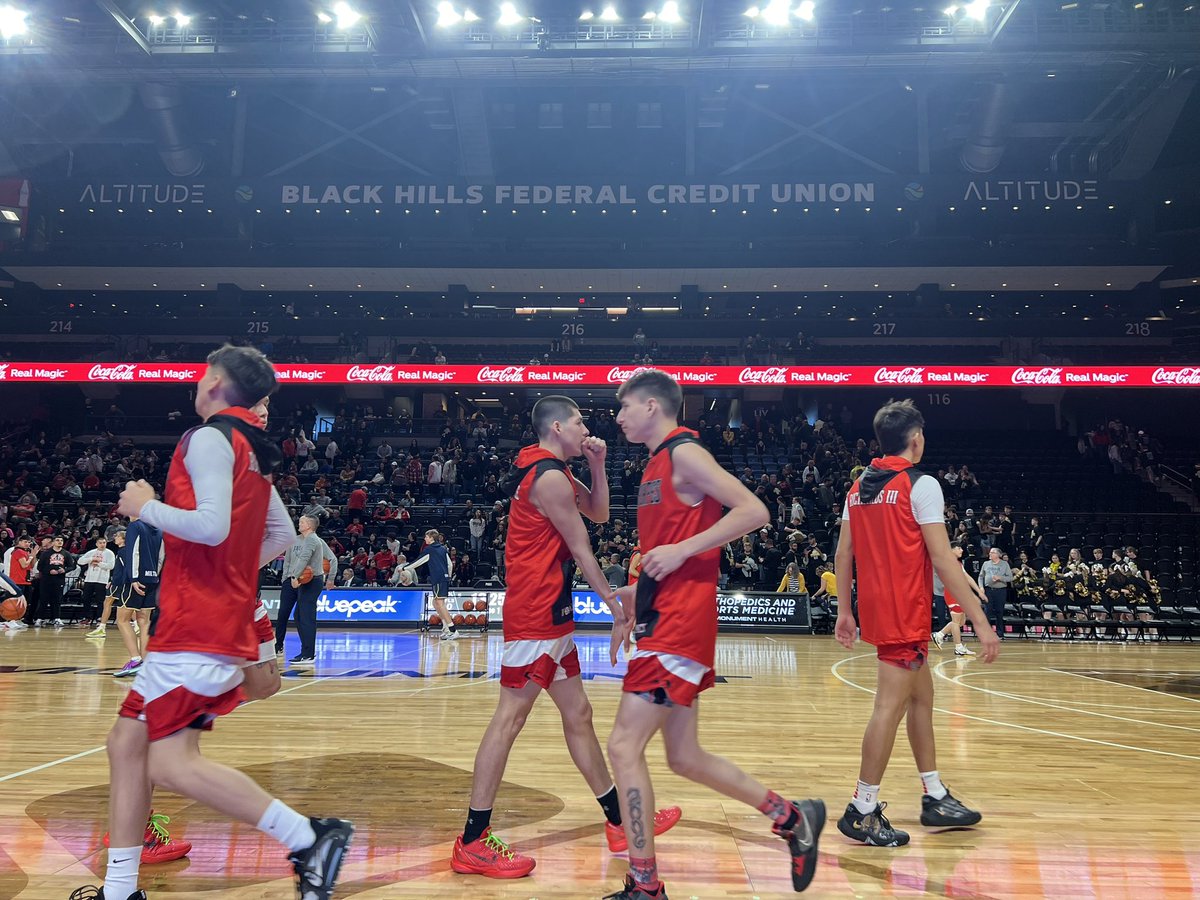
[477,613,488,626]
[428,613,440,627]
[461,599,475,612]
[464,614,477,626]
[1,597,25,621]
[452,614,465,626]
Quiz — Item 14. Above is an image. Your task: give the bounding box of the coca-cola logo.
[0,364,7,380]
[1011,366,1064,386]
[88,363,137,381]
[347,365,396,383]
[606,365,649,384]
[1151,366,1200,386]
[477,365,526,384]
[739,366,788,385]
[873,366,925,385]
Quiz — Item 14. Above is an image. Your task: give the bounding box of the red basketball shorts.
[500,634,580,690]
[944,591,964,615]
[119,651,246,741]
[876,641,930,671]
[624,650,715,708]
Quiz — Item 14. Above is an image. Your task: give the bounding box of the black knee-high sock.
[463,807,492,845]
[596,785,622,826]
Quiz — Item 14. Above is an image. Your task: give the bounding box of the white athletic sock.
[920,770,948,800]
[104,845,141,899]
[851,781,880,815]
[256,798,316,853]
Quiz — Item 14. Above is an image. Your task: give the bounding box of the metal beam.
[94,0,153,56]
[406,0,430,52]
[989,0,1024,45]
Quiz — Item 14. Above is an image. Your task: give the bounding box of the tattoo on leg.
[627,788,646,850]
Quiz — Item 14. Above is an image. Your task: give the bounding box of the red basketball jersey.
[150,406,273,660]
[635,428,722,667]
[844,456,944,645]
[503,446,577,641]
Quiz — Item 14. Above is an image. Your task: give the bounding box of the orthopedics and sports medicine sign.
[0,362,1198,388]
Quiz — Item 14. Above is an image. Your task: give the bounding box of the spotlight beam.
[94,0,153,54]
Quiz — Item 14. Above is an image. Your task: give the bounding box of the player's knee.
[106,725,144,763]
[607,730,636,769]
[665,746,704,780]
[562,696,594,731]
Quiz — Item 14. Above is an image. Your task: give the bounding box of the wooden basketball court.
[2,628,1198,899]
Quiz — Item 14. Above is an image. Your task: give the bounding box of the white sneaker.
[33,619,44,627]
[440,629,459,641]
[931,631,945,650]
[53,619,66,627]
[9,621,29,631]
[954,644,975,656]
[85,625,107,638]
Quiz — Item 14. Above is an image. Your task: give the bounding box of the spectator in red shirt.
[372,547,396,579]
[347,486,368,523]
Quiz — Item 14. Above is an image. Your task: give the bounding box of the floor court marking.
[829,654,1200,762]
[1042,667,1200,705]
[939,665,1200,734]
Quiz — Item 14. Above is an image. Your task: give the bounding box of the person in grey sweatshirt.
[977,547,1014,638]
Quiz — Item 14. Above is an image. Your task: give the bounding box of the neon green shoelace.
[147,813,172,844]
[481,832,515,860]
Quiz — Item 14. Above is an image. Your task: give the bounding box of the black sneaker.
[836,801,910,847]
[601,875,668,899]
[68,889,147,900]
[289,816,355,900]
[920,790,982,827]
[771,798,825,892]
[289,655,315,665]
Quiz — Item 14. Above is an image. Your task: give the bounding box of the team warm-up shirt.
[842,456,945,645]
[125,519,164,584]
[139,406,296,660]
[635,428,722,667]
[425,541,450,582]
[503,445,577,641]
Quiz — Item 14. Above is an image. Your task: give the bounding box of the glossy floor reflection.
[2,626,1199,898]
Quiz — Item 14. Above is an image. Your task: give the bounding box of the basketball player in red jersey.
[72,347,353,900]
[834,399,1000,848]
[451,396,681,880]
[607,370,824,900]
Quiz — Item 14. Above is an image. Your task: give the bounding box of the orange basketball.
[465,614,477,626]
[461,599,475,612]
[477,613,488,626]
[452,614,465,626]
[0,597,25,621]
[429,613,441,627]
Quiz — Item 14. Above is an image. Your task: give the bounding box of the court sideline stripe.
[829,654,1200,763]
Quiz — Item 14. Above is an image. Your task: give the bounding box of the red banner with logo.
[0,362,1197,387]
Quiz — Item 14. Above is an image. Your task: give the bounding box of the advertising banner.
[0,361,1197,388]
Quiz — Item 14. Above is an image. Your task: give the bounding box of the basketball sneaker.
[441,629,459,641]
[605,806,683,852]
[289,816,355,900]
[53,618,67,627]
[836,801,910,847]
[602,874,668,899]
[68,888,147,900]
[113,659,142,678]
[920,790,982,827]
[86,625,107,637]
[290,655,315,665]
[103,812,193,864]
[450,827,536,878]
[771,798,825,892]
[954,644,975,656]
[931,630,945,650]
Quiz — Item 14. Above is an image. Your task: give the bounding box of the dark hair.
[531,395,580,439]
[206,344,278,408]
[872,399,925,456]
[616,368,682,418]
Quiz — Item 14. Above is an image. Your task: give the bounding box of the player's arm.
[575,437,610,523]
[130,428,233,545]
[923,524,999,662]
[260,487,298,567]
[833,519,857,647]
[640,442,769,580]
[533,470,619,614]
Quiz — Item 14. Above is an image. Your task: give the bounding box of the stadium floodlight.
[316,11,333,23]
[0,4,25,39]
[333,1,361,28]
[173,11,191,27]
[761,0,791,25]
[436,1,462,26]
[658,1,682,22]
[147,13,166,27]
[497,2,525,25]
[644,10,657,19]
[795,0,815,21]
[744,5,760,16]
[964,0,989,20]
[599,4,620,21]
[580,9,595,19]
[943,4,958,13]
[463,8,480,21]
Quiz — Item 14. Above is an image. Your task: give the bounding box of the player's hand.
[289,578,300,589]
[132,582,146,596]
[117,479,155,518]
[834,612,858,649]
[640,544,688,580]
[581,436,607,466]
[976,626,1001,663]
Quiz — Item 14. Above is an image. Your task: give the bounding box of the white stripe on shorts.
[130,651,245,704]
[501,633,576,669]
[629,648,711,687]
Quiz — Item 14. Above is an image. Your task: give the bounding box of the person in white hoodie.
[76,537,116,627]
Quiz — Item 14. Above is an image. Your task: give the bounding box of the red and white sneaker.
[450,827,536,879]
[605,806,683,853]
[103,812,192,864]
